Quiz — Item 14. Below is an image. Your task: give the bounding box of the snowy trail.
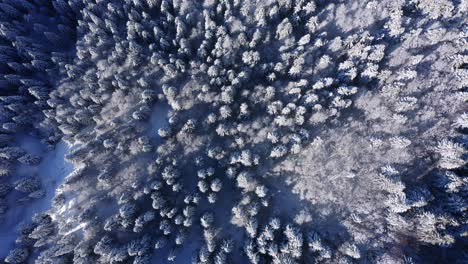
[0,140,76,258]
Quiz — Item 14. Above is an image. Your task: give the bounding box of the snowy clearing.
[0,139,75,259]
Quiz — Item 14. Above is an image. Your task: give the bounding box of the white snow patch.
[63,222,88,236]
[50,196,78,221]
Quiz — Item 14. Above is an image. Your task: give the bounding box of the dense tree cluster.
[0,0,466,263]
[0,0,79,239]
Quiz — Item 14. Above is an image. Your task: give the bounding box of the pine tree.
[5,247,29,263]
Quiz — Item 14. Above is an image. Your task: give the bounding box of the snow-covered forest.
[0,0,466,263]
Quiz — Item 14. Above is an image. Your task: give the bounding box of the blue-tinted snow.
[0,138,76,258]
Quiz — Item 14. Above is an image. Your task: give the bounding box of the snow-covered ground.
[147,103,170,139]
[0,138,75,258]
